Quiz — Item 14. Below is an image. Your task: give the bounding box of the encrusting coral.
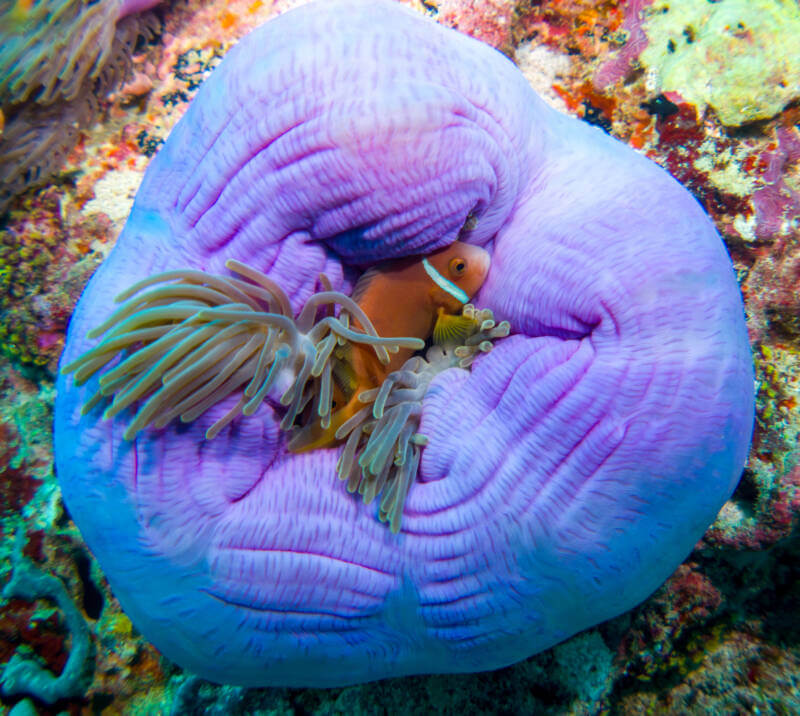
[62,259,508,530]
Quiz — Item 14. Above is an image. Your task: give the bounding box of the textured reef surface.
[0,0,797,714]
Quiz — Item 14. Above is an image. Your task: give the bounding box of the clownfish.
[289,241,490,452]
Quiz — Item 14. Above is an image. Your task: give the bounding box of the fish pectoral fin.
[330,353,359,400]
[351,265,382,303]
[287,398,359,453]
[432,308,475,346]
[287,417,340,453]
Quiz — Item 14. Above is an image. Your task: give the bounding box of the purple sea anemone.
[0,0,161,209]
[55,0,753,687]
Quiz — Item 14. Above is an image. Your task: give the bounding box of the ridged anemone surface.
[54,0,754,687]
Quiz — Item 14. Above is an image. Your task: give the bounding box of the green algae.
[640,0,800,126]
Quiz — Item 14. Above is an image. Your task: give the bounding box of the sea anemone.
[54,0,753,687]
[0,0,161,210]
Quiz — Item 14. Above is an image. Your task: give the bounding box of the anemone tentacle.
[62,261,424,441]
[334,304,510,532]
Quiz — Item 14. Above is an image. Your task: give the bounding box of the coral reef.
[1,534,93,705]
[0,188,109,371]
[0,0,797,712]
[638,0,800,127]
[425,0,516,54]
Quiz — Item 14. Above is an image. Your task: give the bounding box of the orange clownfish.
[289,241,490,452]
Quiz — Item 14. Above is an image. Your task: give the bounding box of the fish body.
[289,241,490,452]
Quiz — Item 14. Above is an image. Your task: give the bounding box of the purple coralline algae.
[54,0,752,689]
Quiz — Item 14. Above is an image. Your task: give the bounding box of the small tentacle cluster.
[62,259,423,441]
[335,306,510,532]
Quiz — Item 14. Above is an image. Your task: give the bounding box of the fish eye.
[449,257,467,277]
